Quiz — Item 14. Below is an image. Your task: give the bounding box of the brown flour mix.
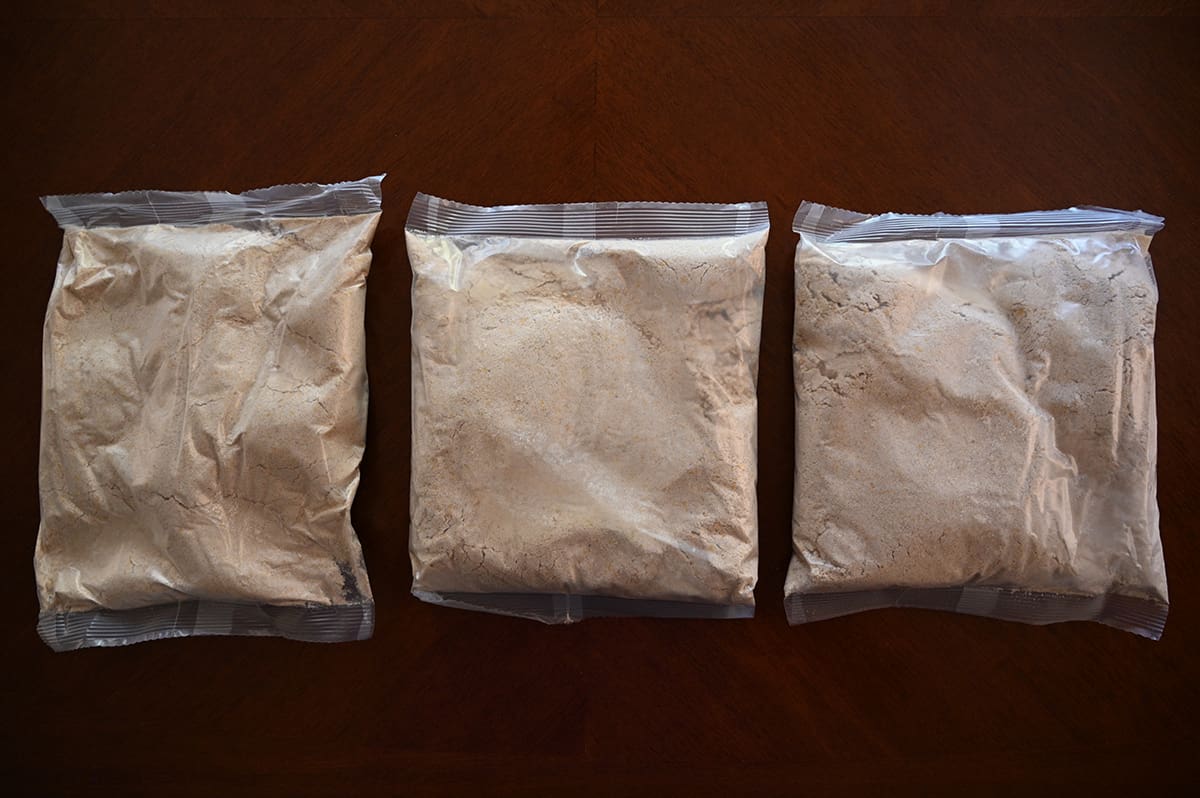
[37,214,378,616]
[408,229,766,612]
[788,231,1166,607]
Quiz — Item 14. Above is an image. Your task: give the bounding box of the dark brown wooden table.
[2,2,1197,794]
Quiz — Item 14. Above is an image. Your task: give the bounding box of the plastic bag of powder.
[36,177,383,650]
[787,203,1168,638]
[406,193,768,621]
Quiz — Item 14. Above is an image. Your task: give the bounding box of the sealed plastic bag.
[787,203,1168,638]
[36,176,382,650]
[406,194,768,621]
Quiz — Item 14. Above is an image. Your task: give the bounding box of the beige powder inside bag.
[787,220,1167,635]
[408,221,766,618]
[37,210,378,639]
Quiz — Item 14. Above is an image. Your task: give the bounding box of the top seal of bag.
[41,175,385,229]
[792,202,1163,243]
[406,193,769,239]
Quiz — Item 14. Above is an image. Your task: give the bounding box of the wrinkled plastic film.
[407,194,768,622]
[787,203,1167,638]
[35,177,382,650]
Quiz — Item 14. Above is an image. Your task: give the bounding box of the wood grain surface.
[2,2,1197,794]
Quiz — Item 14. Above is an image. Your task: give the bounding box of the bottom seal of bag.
[413,590,754,624]
[37,600,375,651]
[785,587,1167,640]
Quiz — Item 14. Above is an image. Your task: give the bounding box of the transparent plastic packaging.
[787,203,1168,639]
[406,193,768,622]
[36,176,383,650]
